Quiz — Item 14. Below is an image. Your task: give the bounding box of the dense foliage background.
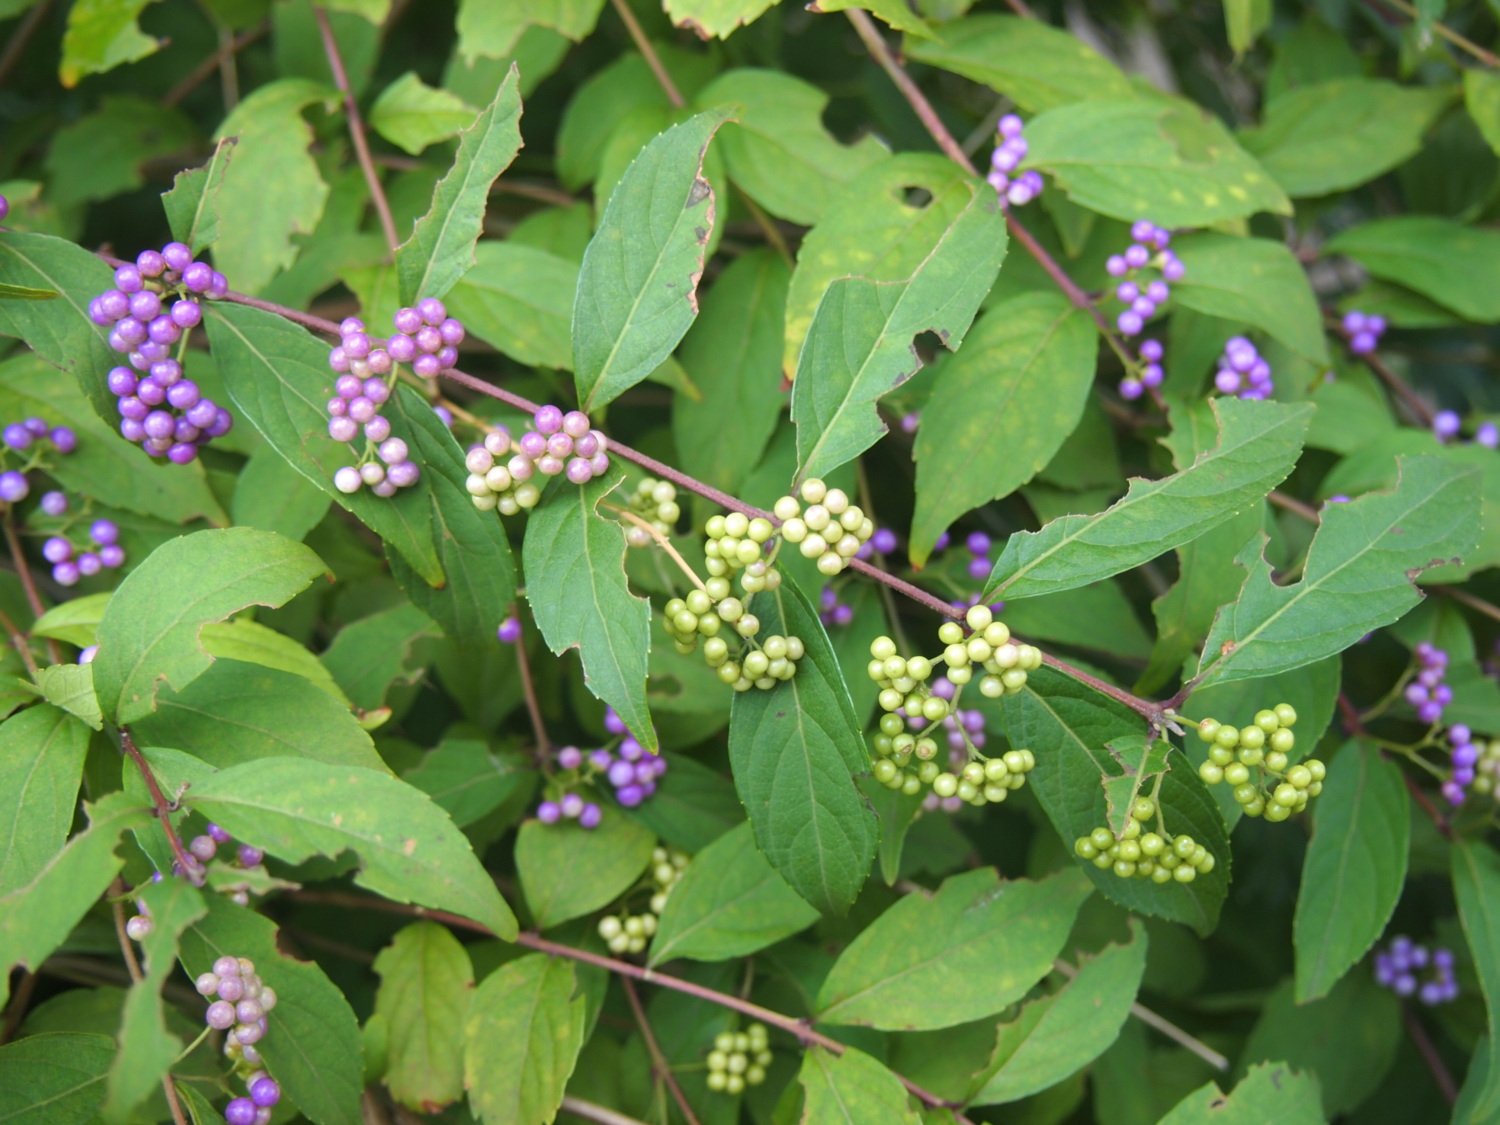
[2,0,1500,1123]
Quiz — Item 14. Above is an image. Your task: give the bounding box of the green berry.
[1197,718,1221,743]
[933,773,958,798]
[1090,826,1114,850]
[1238,725,1265,750]
[1173,834,1197,858]
[1199,761,1224,785]
[1274,703,1298,727]
[938,622,964,645]
[1076,837,1098,858]
[1286,765,1313,789]
[1264,750,1289,772]
[1131,797,1155,821]
[1269,728,1295,754]
[1254,709,1280,733]
[1214,725,1240,750]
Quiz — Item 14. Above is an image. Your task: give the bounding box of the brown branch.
[120,729,201,881]
[3,510,61,665]
[512,615,550,756]
[315,5,400,255]
[560,1097,652,1125]
[1402,1001,1458,1105]
[0,602,40,680]
[0,0,51,90]
[163,22,268,108]
[609,0,684,107]
[621,977,701,1125]
[1362,0,1499,67]
[1267,490,1320,523]
[1440,585,1500,626]
[0,970,36,1043]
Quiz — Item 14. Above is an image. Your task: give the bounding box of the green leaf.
[0,705,91,895]
[231,442,331,541]
[455,0,605,63]
[727,575,877,916]
[0,283,58,300]
[102,879,207,1125]
[1101,735,1171,837]
[516,806,655,929]
[173,756,517,939]
[1022,98,1291,227]
[522,469,655,754]
[90,527,326,726]
[0,1033,117,1125]
[1325,217,1500,323]
[178,892,364,1125]
[396,67,523,305]
[444,242,577,369]
[204,302,443,584]
[1293,742,1408,1004]
[1157,1061,1323,1125]
[1170,235,1329,365]
[44,97,195,210]
[403,739,531,828]
[983,399,1312,602]
[1464,69,1500,156]
[648,821,820,965]
[1239,79,1451,198]
[1196,455,1481,687]
[697,70,889,225]
[212,79,335,295]
[665,0,778,39]
[621,753,745,853]
[370,72,478,156]
[969,921,1147,1105]
[463,954,586,1125]
[319,603,438,712]
[0,792,152,1007]
[31,593,111,647]
[1223,0,1271,55]
[911,293,1095,563]
[796,1044,923,1125]
[1005,667,1231,933]
[373,921,474,1112]
[59,0,161,86]
[572,108,732,411]
[1452,840,1500,1124]
[36,664,102,730]
[200,619,349,704]
[904,14,1134,112]
[807,0,930,36]
[816,867,1090,1030]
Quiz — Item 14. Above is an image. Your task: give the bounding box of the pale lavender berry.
[226,1098,257,1125]
[206,1001,236,1029]
[557,745,583,769]
[620,737,643,762]
[207,822,232,844]
[348,397,376,424]
[329,347,350,374]
[1162,257,1185,281]
[417,297,446,325]
[137,379,167,407]
[1477,422,1499,448]
[608,760,635,787]
[1124,245,1149,269]
[900,412,920,433]
[1118,311,1143,336]
[387,461,420,488]
[498,617,522,643]
[387,334,416,363]
[216,973,245,1001]
[436,345,458,370]
[1215,370,1241,395]
[872,528,898,554]
[114,264,143,293]
[0,471,28,502]
[1140,339,1163,362]
[238,844,264,867]
[1116,281,1139,303]
[413,325,442,354]
[537,454,564,477]
[42,537,73,566]
[77,552,102,576]
[189,835,217,861]
[588,451,609,476]
[167,381,200,411]
[560,792,585,818]
[1350,332,1377,354]
[604,707,627,735]
[14,417,36,436]
[547,433,574,459]
[412,354,441,378]
[1434,411,1462,441]
[333,466,362,493]
[236,999,264,1024]
[343,332,371,360]
[1146,280,1170,304]
[1119,378,1143,401]
[339,316,365,336]
[590,749,613,770]
[249,1078,281,1108]
[213,955,242,978]
[195,972,220,997]
[171,299,202,329]
[579,803,602,828]
[1141,364,1164,388]
[40,490,67,516]
[378,438,408,465]
[1132,296,1156,318]
[537,801,561,824]
[574,432,600,458]
[519,431,547,459]
[362,378,390,404]
[439,318,465,346]
[335,374,362,399]
[364,416,392,443]
[393,307,422,335]
[161,242,191,272]
[366,349,393,376]
[100,544,125,568]
[558,411,590,440]
[183,262,214,293]
[534,405,564,435]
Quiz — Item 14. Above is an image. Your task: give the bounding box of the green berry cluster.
[1195,705,1325,821]
[625,477,681,547]
[1074,799,1215,884]
[1471,738,1500,799]
[662,587,802,692]
[704,511,783,595]
[706,1023,771,1094]
[596,846,688,954]
[465,432,540,514]
[772,477,874,577]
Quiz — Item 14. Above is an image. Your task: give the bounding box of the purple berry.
[3,423,31,450]
[206,1000,236,1030]
[498,617,522,643]
[604,707,627,735]
[171,299,202,329]
[537,801,561,824]
[100,544,126,568]
[161,242,191,272]
[0,471,28,503]
[108,367,138,396]
[565,457,592,484]
[579,803,602,828]
[39,491,67,516]
[534,405,563,435]
[393,307,422,335]
[387,461,419,488]
[226,1098,258,1125]
[387,334,416,363]
[560,793,584,818]
[616,784,644,807]
[1434,411,1462,441]
[249,1078,281,1108]
[183,262,214,293]
[412,354,441,378]
[238,844,264,866]
[114,265,143,293]
[872,528,898,554]
[557,746,583,769]
[417,297,447,325]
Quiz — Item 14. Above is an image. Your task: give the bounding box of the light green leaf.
[444,242,576,369]
[522,469,655,754]
[1023,98,1291,226]
[455,0,605,63]
[516,806,655,929]
[665,0,778,38]
[1223,0,1271,55]
[0,283,57,299]
[808,0,931,36]
[816,867,1092,1030]
[59,0,161,86]
[1157,1061,1323,1124]
[91,527,326,726]
[31,592,112,647]
[797,1044,923,1125]
[1464,69,1500,155]
[396,67,523,305]
[1101,735,1171,838]
[572,108,732,411]
[649,821,820,965]
[319,603,438,712]
[1326,217,1500,323]
[463,954,586,1125]
[173,756,518,939]
[370,72,478,156]
[727,575,877,916]
[1239,78,1451,198]
[904,14,1134,112]
[1452,840,1500,1124]
[374,921,474,1112]
[0,704,91,895]
[911,293,1094,564]
[200,618,351,706]
[983,398,1312,602]
[969,922,1147,1105]
[36,663,102,730]
[1197,455,1481,687]
[0,1033,117,1125]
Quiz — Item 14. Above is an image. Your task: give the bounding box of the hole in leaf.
[900,185,933,208]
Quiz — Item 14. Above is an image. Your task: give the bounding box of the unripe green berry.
[1173,864,1196,883]
[1199,761,1224,785]
[704,637,729,665]
[1264,751,1289,772]
[870,636,897,661]
[872,760,897,784]
[948,665,972,685]
[1223,762,1250,786]
[1238,725,1265,750]
[1132,797,1155,821]
[748,518,773,542]
[1287,765,1313,789]
[979,674,1003,698]
[1121,818,1141,839]
[1306,759,1325,781]
[1076,837,1098,858]
[1117,840,1141,862]
[718,662,741,685]
[1140,832,1164,856]
[922,696,948,722]
[1197,718,1221,742]
[938,622,964,645]
[1244,796,1266,817]
[1275,703,1298,726]
[1254,709,1280,733]
[984,758,1009,781]
[773,495,799,521]
[933,773,958,798]
[698,615,720,637]
[1001,668,1028,691]
[800,477,827,504]
[966,604,993,631]
[872,734,893,756]
[983,622,1010,647]
[1209,744,1235,766]
[907,656,932,680]
[1214,725,1240,749]
[686,589,712,615]
[1090,827,1114,849]
[781,518,807,543]
[1269,728,1295,754]
[736,615,760,637]
[1198,853,1216,874]
[1113,859,1137,878]
[1265,803,1290,822]
[1233,783,1258,805]
[1238,746,1264,767]
[1173,834,1197,858]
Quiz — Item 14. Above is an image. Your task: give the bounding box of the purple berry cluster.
[0,417,76,504]
[1212,336,1273,400]
[1374,937,1459,1005]
[1432,410,1499,448]
[986,115,1044,207]
[854,526,898,563]
[1106,223,1183,337]
[41,517,124,587]
[1405,642,1452,725]
[961,532,993,583]
[91,244,234,463]
[1442,723,1481,805]
[819,585,854,627]
[1339,310,1387,356]
[514,405,610,486]
[1118,339,1165,402]
[327,315,427,498]
[536,708,666,826]
[196,956,283,1120]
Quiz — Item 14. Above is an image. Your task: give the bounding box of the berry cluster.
[581,709,668,808]
[596,845,687,954]
[704,511,779,588]
[985,115,1044,207]
[819,585,854,627]
[1374,937,1459,1005]
[772,478,874,578]
[854,525,898,562]
[40,517,124,587]
[1465,735,1500,802]
[1195,705,1325,821]
[624,477,680,547]
[1118,339,1165,401]
[326,315,426,497]
[0,417,77,504]
[1074,799,1216,884]
[1339,310,1387,356]
[465,429,536,514]
[536,788,603,829]
[196,956,282,1121]
[1212,336,1273,400]
[1432,410,1500,448]
[1405,642,1452,725]
[466,407,611,514]
[90,245,235,463]
[664,587,803,691]
[1106,222,1183,337]
[916,680,995,812]
[1442,723,1481,805]
[706,1023,771,1094]
[125,823,267,930]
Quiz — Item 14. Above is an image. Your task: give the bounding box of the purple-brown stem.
[620,977,701,1125]
[163,22,269,108]
[120,729,201,881]
[3,510,62,666]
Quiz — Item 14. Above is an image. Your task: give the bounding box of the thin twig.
[1338,693,1452,837]
[110,881,190,1125]
[1441,585,1500,625]
[3,510,61,665]
[314,5,400,255]
[512,618,550,756]
[0,0,52,89]
[1052,959,1227,1071]
[1267,490,1320,523]
[120,729,201,881]
[608,505,707,591]
[1401,1001,1458,1104]
[560,1096,652,1125]
[0,602,40,680]
[216,24,241,110]
[736,187,795,266]
[1362,0,1499,67]
[621,977,701,1125]
[162,22,268,108]
[0,970,36,1043]
[609,0,683,106]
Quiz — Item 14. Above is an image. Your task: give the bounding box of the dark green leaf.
[621,753,744,853]
[0,1033,116,1125]
[44,97,195,209]
[161,137,237,255]
[1170,235,1328,365]
[0,704,92,895]
[403,739,530,828]
[1452,840,1500,1124]
[230,442,331,542]
[516,807,655,929]
[374,921,474,1112]
[444,242,576,369]
[1101,735,1171,837]
[1326,217,1500,323]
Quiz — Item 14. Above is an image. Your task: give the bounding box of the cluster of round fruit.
[1212,336,1274,400]
[770,478,875,578]
[125,824,267,932]
[663,586,803,691]
[41,517,124,586]
[195,956,281,1112]
[1195,706,1325,821]
[1338,309,1387,356]
[465,429,537,514]
[338,299,464,383]
[1432,411,1500,448]
[1106,222,1184,337]
[706,1023,772,1095]
[985,115,1045,207]
[536,789,603,829]
[1118,339,1165,402]
[106,358,233,463]
[1442,723,1483,805]
[1074,799,1216,884]
[1463,734,1500,802]
[1405,642,1451,725]
[1374,936,1459,1005]
[703,512,782,595]
[466,407,611,513]
[819,584,855,627]
[596,846,688,954]
[325,316,426,497]
[854,525,898,562]
[0,417,77,501]
[624,476,680,547]
[558,735,667,813]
